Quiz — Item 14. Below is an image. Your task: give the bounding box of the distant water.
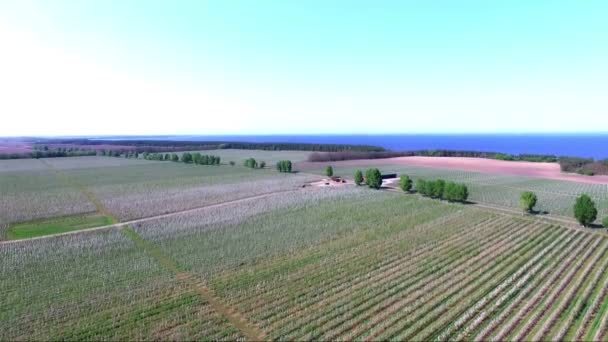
[104,134,608,160]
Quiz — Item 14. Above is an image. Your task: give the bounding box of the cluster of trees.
[353,169,382,189]
[415,178,469,202]
[181,153,220,164]
[559,157,608,176]
[276,160,292,173]
[140,152,220,165]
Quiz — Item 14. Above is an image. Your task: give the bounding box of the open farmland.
[3,155,608,340]
[304,163,608,221]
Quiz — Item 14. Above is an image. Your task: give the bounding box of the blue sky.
[0,1,606,136]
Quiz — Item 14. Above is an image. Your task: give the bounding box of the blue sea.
[103,134,608,160]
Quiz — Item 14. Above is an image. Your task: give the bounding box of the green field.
[2,155,608,340]
[7,214,113,240]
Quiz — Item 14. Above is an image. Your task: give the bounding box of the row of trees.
[308,150,559,163]
[520,191,608,227]
[276,160,292,173]
[141,152,221,165]
[415,178,469,202]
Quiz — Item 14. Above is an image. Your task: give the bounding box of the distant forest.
[0,139,385,160]
[1,138,607,176]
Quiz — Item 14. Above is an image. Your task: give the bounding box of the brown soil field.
[297,156,608,185]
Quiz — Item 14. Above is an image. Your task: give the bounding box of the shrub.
[171,153,179,162]
[325,166,334,177]
[365,168,382,189]
[229,161,235,166]
[399,175,412,192]
[520,191,538,213]
[354,170,363,186]
[259,161,266,169]
[574,194,598,227]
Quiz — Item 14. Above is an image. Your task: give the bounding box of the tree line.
[33,139,385,153]
[0,150,98,160]
[414,178,469,202]
[140,152,221,165]
[308,150,559,163]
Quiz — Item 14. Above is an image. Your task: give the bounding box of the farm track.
[35,160,268,341]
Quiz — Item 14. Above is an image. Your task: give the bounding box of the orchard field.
[305,164,608,221]
[2,152,608,341]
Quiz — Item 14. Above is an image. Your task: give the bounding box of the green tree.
[444,182,457,201]
[171,153,179,162]
[192,152,202,164]
[416,179,428,196]
[164,153,170,161]
[181,152,193,163]
[456,183,469,202]
[602,217,608,228]
[399,175,412,192]
[574,194,598,227]
[325,166,334,177]
[520,191,538,213]
[245,158,257,168]
[430,179,446,199]
[354,170,364,186]
[365,168,382,189]
[259,161,266,168]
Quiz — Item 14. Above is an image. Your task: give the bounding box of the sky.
[0,0,607,136]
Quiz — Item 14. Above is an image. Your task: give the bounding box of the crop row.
[208,209,608,341]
